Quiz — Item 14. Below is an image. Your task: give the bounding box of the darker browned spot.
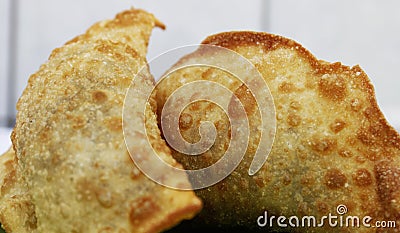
[358,124,378,146]
[76,178,97,201]
[98,226,114,233]
[95,43,113,55]
[287,113,301,127]
[129,196,160,226]
[228,84,257,120]
[296,148,308,160]
[188,101,201,111]
[215,181,228,192]
[254,176,266,188]
[236,84,257,115]
[71,116,86,130]
[330,119,346,133]
[310,137,337,154]
[363,107,379,119]
[297,202,311,216]
[278,82,295,93]
[130,167,142,180]
[95,43,125,61]
[92,90,108,104]
[318,74,347,102]
[356,122,399,149]
[201,68,214,80]
[316,201,329,214]
[3,159,14,172]
[104,117,122,132]
[324,168,347,189]
[179,113,193,130]
[125,45,139,58]
[39,124,52,141]
[1,169,16,194]
[353,169,373,187]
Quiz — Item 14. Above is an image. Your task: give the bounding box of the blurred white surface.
[0,128,12,155]
[0,0,10,125]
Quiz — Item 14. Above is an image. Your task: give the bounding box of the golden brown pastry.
[0,147,35,233]
[3,9,201,233]
[155,32,400,232]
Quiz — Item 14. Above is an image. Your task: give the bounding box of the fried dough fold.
[155,32,400,232]
[2,9,201,233]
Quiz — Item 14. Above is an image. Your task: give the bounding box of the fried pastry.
[155,32,400,232]
[0,147,35,233]
[2,9,201,233]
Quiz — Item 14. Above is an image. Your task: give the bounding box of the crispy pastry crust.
[156,31,400,232]
[0,148,36,233]
[2,9,201,233]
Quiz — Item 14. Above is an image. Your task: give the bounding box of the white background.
[0,0,399,154]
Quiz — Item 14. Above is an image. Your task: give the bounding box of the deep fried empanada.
[0,147,35,233]
[3,9,201,233]
[156,32,400,232]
